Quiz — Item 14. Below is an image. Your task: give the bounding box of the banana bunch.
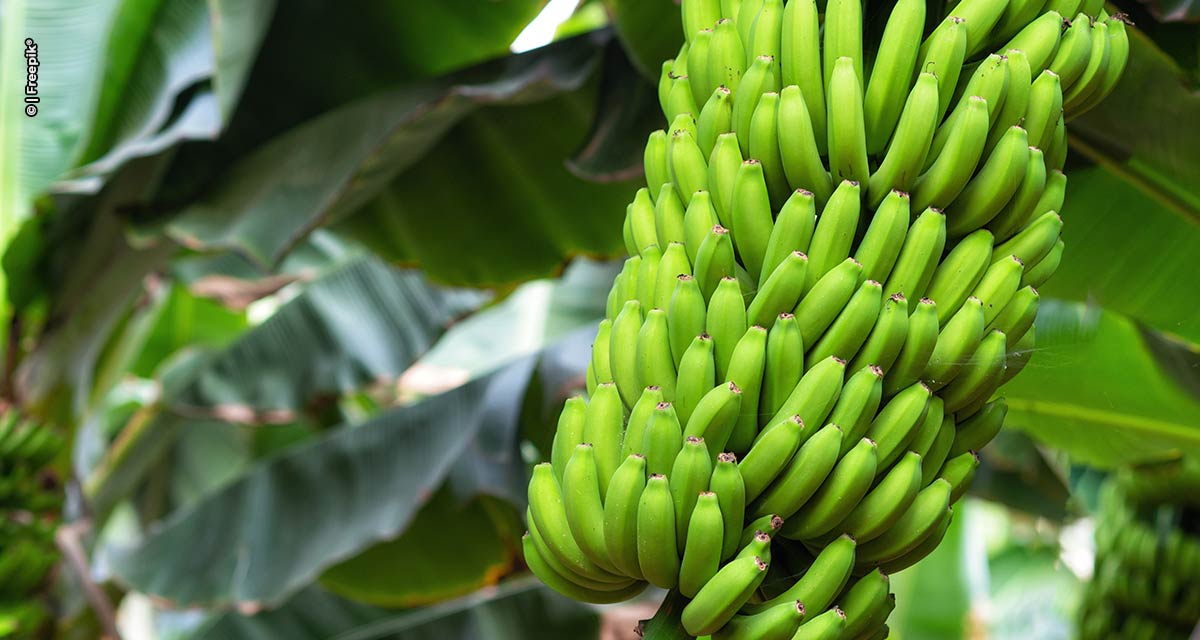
[527,0,1130,636]
[1078,462,1200,640]
[0,413,64,640]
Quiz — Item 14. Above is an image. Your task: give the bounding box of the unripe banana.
[795,258,864,347]
[949,398,1007,457]
[683,0,722,42]
[807,180,862,289]
[780,0,826,155]
[637,308,678,402]
[862,0,926,155]
[656,242,693,312]
[749,92,790,207]
[988,147,1048,241]
[636,245,661,310]
[972,254,1025,326]
[783,438,879,540]
[761,313,804,418]
[749,534,857,613]
[638,474,681,588]
[734,56,779,152]
[669,277,707,371]
[1072,15,1128,116]
[736,0,764,56]
[607,272,628,322]
[1032,169,1067,221]
[988,285,1039,346]
[731,159,775,281]
[867,72,939,206]
[823,0,864,88]
[681,554,769,636]
[1063,19,1110,114]
[670,112,699,143]
[679,491,726,597]
[877,506,952,574]
[883,297,939,396]
[826,57,870,185]
[683,190,720,263]
[667,74,699,122]
[906,395,946,461]
[660,62,676,117]
[522,534,646,604]
[563,443,620,573]
[584,383,627,494]
[1003,11,1065,74]
[833,451,924,544]
[808,279,884,364]
[654,185,688,251]
[912,96,989,211]
[921,414,958,486]
[645,130,671,203]
[767,355,847,432]
[689,30,716,115]
[551,396,587,482]
[830,365,886,456]
[708,19,746,96]
[1048,14,1094,90]
[752,423,843,519]
[676,335,716,426]
[986,48,1033,154]
[670,128,710,208]
[709,132,745,228]
[855,478,953,565]
[1024,71,1063,153]
[996,0,1049,43]
[709,276,749,382]
[711,452,748,558]
[938,54,1010,154]
[529,463,625,581]
[684,381,744,461]
[643,402,685,476]
[940,451,981,504]
[854,190,911,284]
[882,208,947,302]
[604,453,648,578]
[747,251,810,328]
[612,258,640,318]
[920,16,968,120]
[940,328,1008,413]
[924,296,985,390]
[849,295,910,375]
[925,229,995,325]
[1022,238,1063,288]
[672,436,715,546]
[740,415,807,502]
[777,89,833,204]
[866,381,932,469]
[695,225,738,300]
[946,125,1031,236]
[629,188,659,255]
[838,569,892,639]
[761,188,817,287]
[740,513,784,547]
[736,530,773,565]
[746,0,783,66]
[624,386,665,459]
[790,607,847,640]
[713,600,806,640]
[725,326,769,453]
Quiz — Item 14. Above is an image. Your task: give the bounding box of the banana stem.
[639,590,693,640]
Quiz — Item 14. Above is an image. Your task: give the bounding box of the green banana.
[683,190,720,263]
[996,0,1049,43]
[1023,70,1063,153]
[725,325,769,453]
[866,381,932,469]
[790,607,847,640]
[947,0,1013,54]
[676,335,717,427]
[848,294,909,375]
[906,395,946,460]
[670,275,709,369]
[972,254,1025,326]
[782,438,879,540]
[912,96,989,211]
[584,382,626,494]
[713,600,806,640]
[550,396,587,482]
[736,530,773,565]
[806,180,862,289]
[695,225,738,301]
[949,398,1007,457]
[940,328,1008,413]
[740,414,807,502]
[681,554,769,636]
[795,258,864,346]
[836,451,924,543]
[637,308,678,402]
[807,279,884,364]
[690,30,716,109]
[761,313,804,419]
[656,242,693,311]
[855,478,953,564]
[1048,14,1093,90]
[988,285,1039,347]
[882,297,939,396]
[746,0,783,65]
[672,436,715,547]
[684,381,744,461]
[830,364,886,456]
[737,0,763,58]
[854,190,911,284]
[994,209,1063,271]
[563,444,619,573]
[643,401,685,476]
[638,474,681,588]
[645,130,671,203]
[522,534,645,604]
[698,86,734,160]
[604,453,649,578]
[629,188,660,254]
[986,48,1033,154]
[929,54,1008,162]
[987,147,1048,241]
[946,125,1031,236]
[1071,15,1128,117]
[656,184,688,250]
[920,16,968,120]
[747,251,810,328]
[670,127,710,207]
[709,132,745,227]
[623,386,665,459]
[1003,10,1065,74]
[838,569,892,639]
[749,91,790,206]
[708,18,746,96]
[528,464,624,582]
[921,414,958,486]
[862,0,926,155]
[734,56,779,152]
[779,0,826,154]
[711,452,748,559]
[777,88,833,203]
[867,72,939,206]
[708,276,749,382]
[610,259,639,319]
[731,159,775,281]
[924,296,985,390]
[679,491,726,597]
[924,229,995,325]
[881,207,947,301]
[666,74,699,123]
[1023,238,1063,288]
[740,513,784,547]
[766,354,847,430]
[940,451,981,504]
[748,534,857,613]
[877,506,952,574]
[826,56,870,185]
[823,0,864,87]
[682,0,722,42]
[636,245,661,311]
[752,423,842,519]
[760,188,817,286]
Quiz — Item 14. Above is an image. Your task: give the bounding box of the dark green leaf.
[601,0,684,80]
[970,430,1073,522]
[568,42,661,182]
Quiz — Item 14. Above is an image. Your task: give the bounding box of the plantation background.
[1,0,1198,638]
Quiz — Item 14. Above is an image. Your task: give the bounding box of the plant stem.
[638,590,693,639]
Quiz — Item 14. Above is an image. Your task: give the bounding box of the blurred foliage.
[0,0,1198,638]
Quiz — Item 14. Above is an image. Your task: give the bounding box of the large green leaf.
[1002,301,1200,468]
[162,31,612,270]
[601,0,683,80]
[191,580,598,640]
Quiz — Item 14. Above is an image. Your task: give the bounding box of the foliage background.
[0,0,1197,638]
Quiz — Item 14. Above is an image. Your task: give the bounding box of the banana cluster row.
[527,0,1130,635]
[0,413,64,639]
[1079,465,1200,640]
